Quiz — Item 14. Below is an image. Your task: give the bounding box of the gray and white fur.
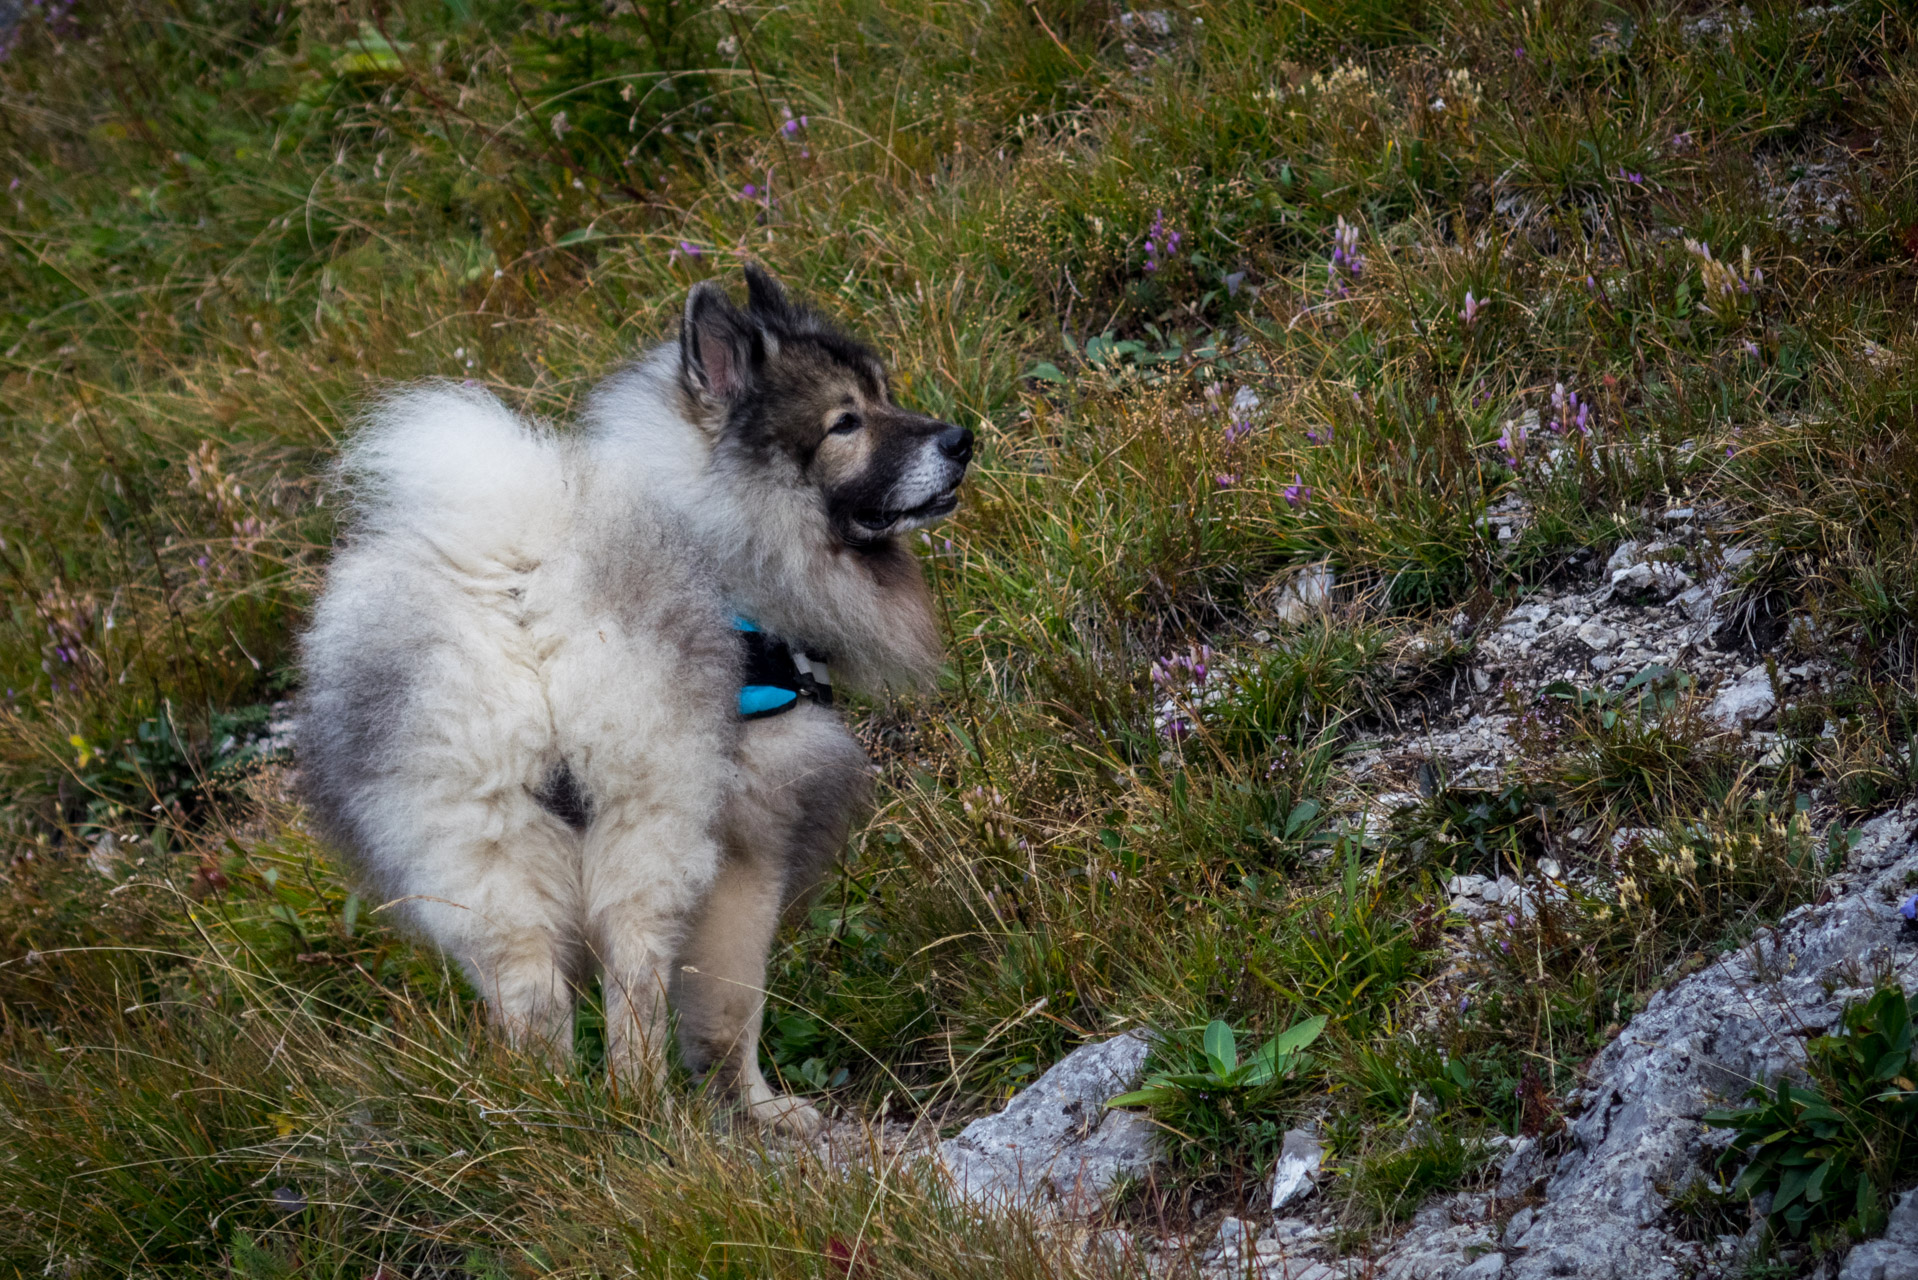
[298,266,971,1133]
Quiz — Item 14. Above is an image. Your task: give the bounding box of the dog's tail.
[337,382,571,564]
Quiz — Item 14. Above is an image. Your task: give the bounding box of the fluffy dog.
[298,267,971,1133]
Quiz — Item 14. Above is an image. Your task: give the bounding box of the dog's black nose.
[937,424,974,463]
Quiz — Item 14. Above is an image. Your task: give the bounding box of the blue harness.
[733,616,833,718]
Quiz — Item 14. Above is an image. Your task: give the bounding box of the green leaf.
[1774,1163,1812,1210]
[1204,1020,1238,1075]
[1803,1159,1830,1203]
[554,226,604,247]
[1265,1014,1328,1061]
[1024,362,1067,384]
[1106,1087,1175,1109]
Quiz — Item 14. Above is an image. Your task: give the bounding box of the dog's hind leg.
[581,800,724,1106]
[675,847,822,1135]
[677,708,871,1136]
[399,791,585,1068]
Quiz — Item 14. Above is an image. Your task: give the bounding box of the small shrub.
[1108,1014,1327,1175]
[1705,985,1918,1243]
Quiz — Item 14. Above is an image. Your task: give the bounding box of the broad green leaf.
[1204,1020,1238,1075]
[1025,362,1067,384]
[1266,1014,1328,1060]
[1775,1164,1811,1210]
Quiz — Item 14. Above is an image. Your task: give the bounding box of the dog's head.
[677,266,972,547]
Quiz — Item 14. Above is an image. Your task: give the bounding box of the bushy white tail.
[341,383,571,566]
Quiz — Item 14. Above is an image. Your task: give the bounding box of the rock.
[1208,1215,1252,1261]
[1084,1228,1136,1264]
[1503,1206,1535,1245]
[1839,1188,1918,1280]
[938,1033,1157,1212]
[1119,8,1172,35]
[1456,1253,1507,1279]
[1608,560,1693,604]
[1499,601,1550,636]
[1852,807,1918,873]
[1269,1128,1324,1210]
[1492,803,1918,1280]
[1575,620,1619,652]
[1262,1217,1328,1250]
[1672,583,1716,623]
[1604,542,1640,577]
[1704,664,1776,732]
[1272,563,1336,624]
[1498,1138,1550,1199]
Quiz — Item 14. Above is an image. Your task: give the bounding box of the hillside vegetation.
[3,0,1918,1273]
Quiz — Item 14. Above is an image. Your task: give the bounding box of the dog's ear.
[680,281,765,409]
[743,263,793,325]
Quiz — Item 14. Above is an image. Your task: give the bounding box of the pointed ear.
[743,263,792,322]
[679,281,757,408]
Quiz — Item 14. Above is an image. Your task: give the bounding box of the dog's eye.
[828,413,861,436]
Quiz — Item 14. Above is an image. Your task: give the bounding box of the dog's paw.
[749,1091,825,1137]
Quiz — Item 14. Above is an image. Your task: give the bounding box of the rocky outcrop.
[935,531,1916,1278]
[937,1032,1158,1213]
[1489,802,1918,1280]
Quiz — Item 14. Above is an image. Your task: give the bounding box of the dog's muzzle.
[848,424,974,538]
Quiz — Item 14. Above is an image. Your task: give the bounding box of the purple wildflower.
[1901,893,1917,923]
[1459,290,1483,328]
[1216,473,1237,488]
[1513,45,1526,59]
[1498,417,1527,467]
[1741,340,1760,359]
[1143,208,1181,273]
[1326,216,1364,296]
[1549,382,1592,437]
[1672,131,1693,151]
[1283,474,1312,509]
[1618,168,1645,186]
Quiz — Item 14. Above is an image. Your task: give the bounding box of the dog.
[297,266,971,1134]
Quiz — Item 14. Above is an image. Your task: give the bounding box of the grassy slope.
[3,0,1918,1272]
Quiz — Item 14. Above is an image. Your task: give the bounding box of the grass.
[5,0,1918,1271]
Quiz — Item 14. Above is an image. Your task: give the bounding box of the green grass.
[5,0,1918,1270]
